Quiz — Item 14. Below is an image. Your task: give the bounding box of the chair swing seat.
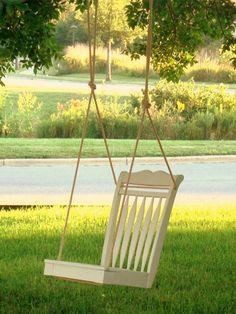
[44,170,183,288]
[44,260,149,288]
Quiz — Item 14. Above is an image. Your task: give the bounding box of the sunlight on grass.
[0,204,235,313]
[1,139,236,159]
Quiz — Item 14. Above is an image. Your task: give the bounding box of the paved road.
[1,160,236,205]
[3,76,146,94]
[3,75,235,95]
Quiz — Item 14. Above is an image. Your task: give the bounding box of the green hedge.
[1,81,236,140]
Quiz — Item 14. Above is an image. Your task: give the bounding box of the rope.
[87,0,116,184]
[109,0,176,263]
[57,0,116,260]
[58,0,176,261]
[57,92,93,260]
[118,0,155,214]
[142,0,175,188]
[146,108,176,188]
[142,0,176,188]
[108,0,154,265]
[93,90,117,184]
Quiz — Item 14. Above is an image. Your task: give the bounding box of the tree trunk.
[106,40,112,81]
[15,57,20,70]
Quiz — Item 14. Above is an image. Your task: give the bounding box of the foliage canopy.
[0,0,235,83]
[126,0,236,81]
[0,0,66,85]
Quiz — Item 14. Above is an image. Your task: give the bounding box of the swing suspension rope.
[57,0,176,261]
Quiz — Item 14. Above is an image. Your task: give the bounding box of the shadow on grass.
[0,226,235,314]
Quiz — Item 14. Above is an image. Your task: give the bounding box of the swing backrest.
[101,170,183,286]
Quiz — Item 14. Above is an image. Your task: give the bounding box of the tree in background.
[0,0,65,85]
[75,0,138,81]
[55,3,88,48]
[0,0,235,84]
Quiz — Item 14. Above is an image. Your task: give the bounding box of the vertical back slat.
[141,198,162,271]
[119,197,138,268]
[112,197,129,267]
[134,197,154,271]
[101,175,123,267]
[127,197,146,270]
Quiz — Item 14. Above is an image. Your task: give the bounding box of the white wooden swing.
[44,0,184,288]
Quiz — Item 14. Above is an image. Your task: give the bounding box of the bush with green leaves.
[1,81,236,140]
[150,80,236,120]
[0,89,6,136]
[182,63,236,83]
[0,92,42,137]
[17,92,42,137]
[38,98,137,139]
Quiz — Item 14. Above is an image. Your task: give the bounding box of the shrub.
[214,110,236,140]
[151,80,236,118]
[182,62,236,83]
[2,81,236,140]
[150,80,200,120]
[191,112,215,139]
[17,92,42,137]
[0,91,42,137]
[150,80,236,140]
[0,90,7,136]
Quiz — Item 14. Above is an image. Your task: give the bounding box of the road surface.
[0,159,236,205]
[3,75,235,95]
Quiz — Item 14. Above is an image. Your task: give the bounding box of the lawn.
[0,205,235,313]
[0,138,236,159]
[2,86,129,119]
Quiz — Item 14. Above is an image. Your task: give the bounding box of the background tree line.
[0,0,235,84]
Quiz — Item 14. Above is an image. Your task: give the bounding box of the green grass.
[0,139,236,159]
[3,88,86,117]
[0,204,235,313]
[2,86,130,119]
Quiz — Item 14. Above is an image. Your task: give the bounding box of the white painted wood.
[103,267,148,288]
[121,184,169,190]
[134,197,154,271]
[44,259,149,288]
[112,196,129,267]
[119,189,168,199]
[45,170,184,288]
[120,170,177,187]
[127,197,146,270]
[119,197,137,268]
[101,175,123,267]
[146,175,184,288]
[141,198,162,271]
[44,259,106,284]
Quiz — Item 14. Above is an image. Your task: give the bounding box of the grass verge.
[0,204,235,313]
[0,139,236,159]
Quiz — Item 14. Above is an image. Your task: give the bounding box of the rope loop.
[88,81,97,90]
[142,96,151,109]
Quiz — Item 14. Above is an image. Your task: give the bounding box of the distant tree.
[96,0,133,81]
[55,3,88,48]
[76,0,138,81]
